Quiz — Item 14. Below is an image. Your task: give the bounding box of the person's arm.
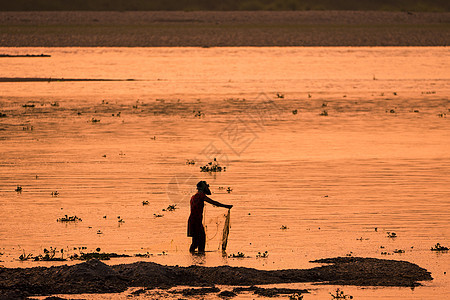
[204,196,233,209]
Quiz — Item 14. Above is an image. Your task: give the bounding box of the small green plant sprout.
[387,232,397,238]
[186,159,196,165]
[228,252,245,258]
[227,187,233,193]
[154,213,164,218]
[292,109,298,115]
[276,93,284,99]
[330,288,353,299]
[142,200,149,206]
[431,243,449,251]
[90,118,100,123]
[15,186,22,193]
[281,225,288,230]
[289,293,303,300]
[200,158,226,172]
[393,249,405,254]
[320,110,328,116]
[51,191,59,197]
[57,215,82,222]
[256,251,269,258]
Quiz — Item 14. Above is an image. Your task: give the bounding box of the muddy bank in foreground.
[0,257,432,299]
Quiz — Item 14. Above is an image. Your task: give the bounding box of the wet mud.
[0,257,432,299]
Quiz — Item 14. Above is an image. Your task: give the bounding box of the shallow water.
[0,47,449,299]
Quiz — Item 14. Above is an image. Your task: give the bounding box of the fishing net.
[221,209,231,251]
[203,207,231,251]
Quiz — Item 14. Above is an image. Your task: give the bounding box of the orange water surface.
[0,47,449,299]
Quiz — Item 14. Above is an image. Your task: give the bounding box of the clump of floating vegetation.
[135,252,153,258]
[22,125,34,131]
[57,215,82,222]
[387,232,397,238]
[256,251,269,258]
[200,158,226,172]
[162,204,177,212]
[289,293,303,300]
[430,243,449,251]
[19,248,66,261]
[228,252,245,258]
[194,110,205,118]
[186,159,196,165]
[330,288,353,299]
[393,249,405,254]
[319,110,328,116]
[70,251,130,261]
[142,200,149,206]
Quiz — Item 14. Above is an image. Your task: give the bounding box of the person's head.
[197,181,211,195]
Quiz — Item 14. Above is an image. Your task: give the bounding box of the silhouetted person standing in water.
[188,181,232,253]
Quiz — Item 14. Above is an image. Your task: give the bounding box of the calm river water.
[0,47,449,299]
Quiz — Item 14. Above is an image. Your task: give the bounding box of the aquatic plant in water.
[256,251,269,258]
[228,252,245,258]
[431,243,449,251]
[330,288,353,299]
[57,215,82,222]
[387,232,397,238]
[163,204,177,212]
[289,293,303,300]
[200,158,226,172]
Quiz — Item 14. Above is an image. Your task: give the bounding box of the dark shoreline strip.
[0,54,51,58]
[0,78,135,82]
[0,257,432,299]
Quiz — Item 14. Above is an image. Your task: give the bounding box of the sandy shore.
[0,11,449,46]
[0,257,432,299]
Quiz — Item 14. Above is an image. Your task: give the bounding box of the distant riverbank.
[0,11,449,46]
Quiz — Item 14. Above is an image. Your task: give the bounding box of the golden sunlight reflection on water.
[0,47,449,299]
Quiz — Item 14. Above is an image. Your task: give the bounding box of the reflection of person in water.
[188,181,233,253]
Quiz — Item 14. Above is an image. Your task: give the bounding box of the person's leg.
[198,226,206,253]
[190,235,198,253]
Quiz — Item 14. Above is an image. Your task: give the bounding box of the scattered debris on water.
[57,215,82,222]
